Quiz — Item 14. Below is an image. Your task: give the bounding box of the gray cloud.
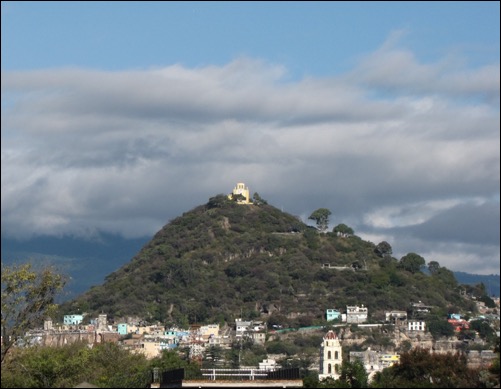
[1,43,499,275]
[403,201,500,246]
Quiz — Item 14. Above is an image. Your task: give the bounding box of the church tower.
[319,330,343,380]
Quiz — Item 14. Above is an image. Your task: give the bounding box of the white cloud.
[349,30,500,103]
[1,38,499,274]
[363,198,487,229]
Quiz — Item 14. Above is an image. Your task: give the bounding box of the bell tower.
[319,330,342,380]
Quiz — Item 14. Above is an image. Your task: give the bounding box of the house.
[259,358,280,371]
[448,318,470,332]
[64,314,84,326]
[346,305,368,323]
[319,330,343,381]
[379,353,400,367]
[326,309,342,321]
[208,335,232,349]
[117,323,128,336]
[139,339,164,359]
[250,332,266,345]
[350,349,381,373]
[385,311,407,326]
[408,321,426,331]
[410,301,433,317]
[235,318,252,338]
[199,324,219,341]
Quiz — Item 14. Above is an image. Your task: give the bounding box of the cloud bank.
[2,38,499,274]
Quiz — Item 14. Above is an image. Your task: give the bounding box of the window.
[328,364,332,374]
[335,351,339,359]
[328,351,331,359]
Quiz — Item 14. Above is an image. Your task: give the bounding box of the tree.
[333,224,354,236]
[150,349,201,379]
[371,348,485,388]
[207,194,231,209]
[252,192,267,205]
[427,260,441,275]
[1,263,66,362]
[398,253,425,274]
[308,208,332,232]
[338,359,368,388]
[316,360,368,388]
[427,318,455,339]
[1,341,152,388]
[374,241,392,258]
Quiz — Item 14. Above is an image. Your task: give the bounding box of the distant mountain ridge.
[1,233,149,300]
[56,195,496,325]
[453,271,500,297]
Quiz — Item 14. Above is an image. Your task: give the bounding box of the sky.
[1,1,500,276]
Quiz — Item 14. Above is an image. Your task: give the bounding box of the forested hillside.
[62,195,482,326]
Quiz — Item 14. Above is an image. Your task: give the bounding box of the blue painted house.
[64,314,84,325]
[117,323,128,335]
[326,309,341,321]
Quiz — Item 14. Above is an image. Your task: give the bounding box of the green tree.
[333,224,354,236]
[252,192,267,205]
[1,263,66,362]
[427,318,455,339]
[207,194,231,209]
[427,260,441,275]
[374,241,392,258]
[432,266,458,287]
[398,253,425,274]
[468,319,495,340]
[309,208,332,232]
[371,348,484,388]
[317,359,369,388]
[150,349,201,379]
[338,359,368,388]
[478,295,496,308]
[1,341,152,388]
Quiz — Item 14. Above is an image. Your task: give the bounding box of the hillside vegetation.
[62,195,480,326]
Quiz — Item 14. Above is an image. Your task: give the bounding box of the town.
[22,295,499,387]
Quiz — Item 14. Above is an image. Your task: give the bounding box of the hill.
[62,195,485,326]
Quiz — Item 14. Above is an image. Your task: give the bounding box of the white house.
[408,321,426,331]
[235,319,252,338]
[346,305,368,323]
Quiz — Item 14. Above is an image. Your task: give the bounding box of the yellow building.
[228,182,250,204]
[379,353,400,367]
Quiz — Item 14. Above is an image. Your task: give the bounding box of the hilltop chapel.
[228,182,251,204]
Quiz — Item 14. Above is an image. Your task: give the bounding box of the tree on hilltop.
[333,223,354,236]
[398,253,426,274]
[374,241,392,258]
[308,208,332,232]
[252,192,267,205]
